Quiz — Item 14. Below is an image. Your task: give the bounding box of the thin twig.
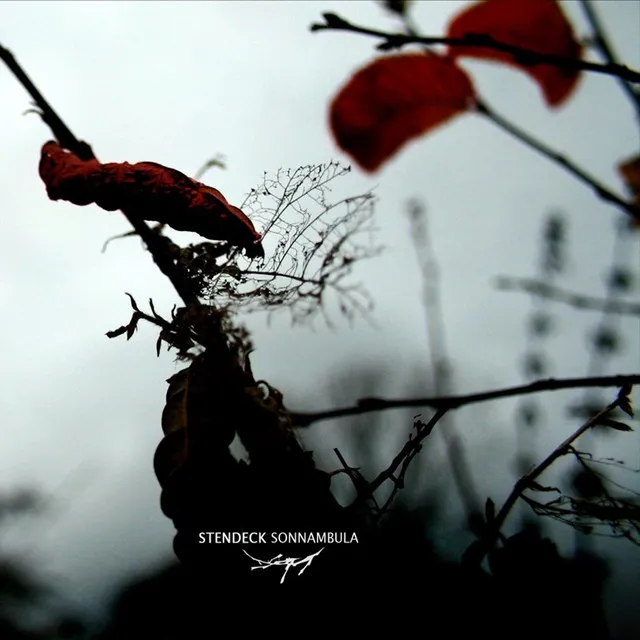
[0,44,90,157]
[495,276,640,316]
[521,494,640,543]
[331,448,381,515]
[476,99,639,222]
[464,397,621,566]
[375,414,445,516]
[568,446,640,500]
[578,0,640,120]
[291,374,640,427]
[0,42,198,307]
[351,408,448,511]
[310,13,640,84]
[241,270,325,287]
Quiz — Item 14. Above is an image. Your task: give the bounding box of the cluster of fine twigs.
[202,162,381,326]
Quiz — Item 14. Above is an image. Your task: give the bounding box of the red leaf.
[618,155,640,227]
[446,0,582,107]
[39,142,264,258]
[619,155,640,196]
[329,52,476,172]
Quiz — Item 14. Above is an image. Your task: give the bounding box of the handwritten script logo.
[243,547,325,584]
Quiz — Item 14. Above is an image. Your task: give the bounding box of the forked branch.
[463,385,635,566]
[310,12,640,84]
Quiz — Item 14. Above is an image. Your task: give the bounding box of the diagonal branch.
[290,374,640,427]
[476,99,639,221]
[310,13,640,84]
[350,408,448,513]
[0,42,198,307]
[578,0,640,120]
[463,390,628,566]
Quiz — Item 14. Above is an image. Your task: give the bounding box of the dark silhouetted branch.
[351,408,449,513]
[291,374,640,427]
[0,42,198,306]
[579,0,640,120]
[310,14,639,223]
[310,12,640,84]
[464,386,632,565]
[476,99,639,222]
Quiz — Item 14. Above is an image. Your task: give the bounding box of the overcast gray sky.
[0,0,638,630]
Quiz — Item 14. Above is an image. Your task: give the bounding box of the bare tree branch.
[310,12,640,84]
[476,99,639,221]
[291,374,640,427]
[579,0,640,120]
[0,42,199,306]
[463,393,625,566]
[495,276,640,316]
[310,14,639,222]
[350,408,449,513]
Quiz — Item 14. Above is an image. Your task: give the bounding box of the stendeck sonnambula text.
[198,532,359,544]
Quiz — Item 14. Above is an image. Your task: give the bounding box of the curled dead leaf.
[39,141,265,258]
